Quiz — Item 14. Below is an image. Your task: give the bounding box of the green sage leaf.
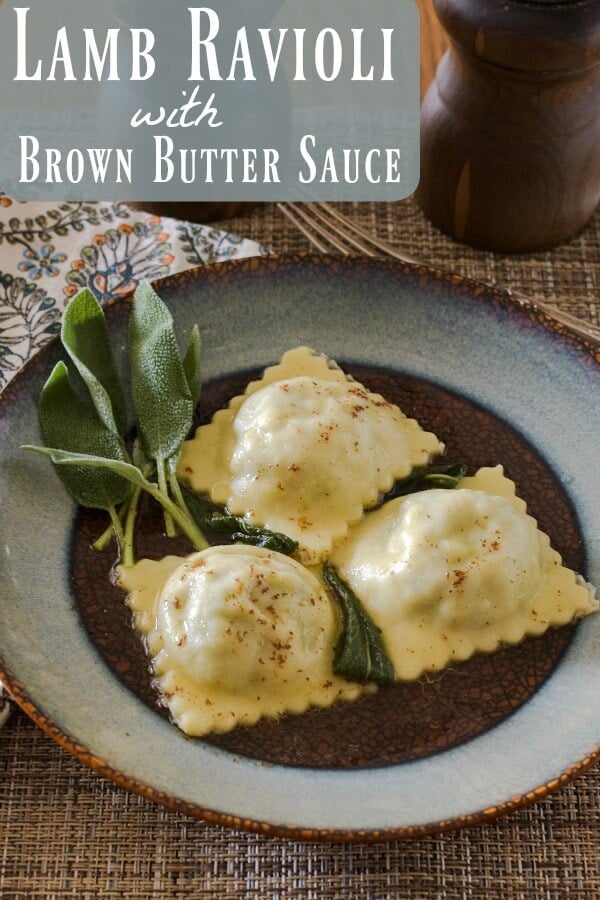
[23,446,153,493]
[182,488,298,555]
[129,281,193,463]
[323,562,395,685]
[36,362,131,509]
[376,462,468,508]
[132,436,153,476]
[22,447,210,552]
[183,324,202,406]
[62,287,127,435]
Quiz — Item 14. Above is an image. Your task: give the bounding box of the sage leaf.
[129,281,193,462]
[323,562,395,685]
[132,436,153,475]
[376,462,468,508]
[22,447,209,552]
[24,447,156,493]
[62,288,127,435]
[182,489,298,555]
[183,324,202,406]
[36,362,131,510]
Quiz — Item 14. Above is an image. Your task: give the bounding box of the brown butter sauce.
[70,365,580,769]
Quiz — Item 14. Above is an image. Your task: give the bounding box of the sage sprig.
[25,281,209,566]
[376,462,468,508]
[183,489,298,555]
[323,562,395,685]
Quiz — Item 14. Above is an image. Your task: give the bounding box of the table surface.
[2,3,600,898]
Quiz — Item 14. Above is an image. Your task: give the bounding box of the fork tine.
[302,203,377,257]
[311,201,421,265]
[278,202,352,255]
[276,203,331,253]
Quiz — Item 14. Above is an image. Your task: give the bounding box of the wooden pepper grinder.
[418,0,600,252]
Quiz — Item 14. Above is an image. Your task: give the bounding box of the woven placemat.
[1,198,599,899]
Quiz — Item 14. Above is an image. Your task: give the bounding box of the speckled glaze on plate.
[0,255,599,841]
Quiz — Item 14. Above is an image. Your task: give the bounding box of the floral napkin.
[0,189,266,392]
[0,189,265,727]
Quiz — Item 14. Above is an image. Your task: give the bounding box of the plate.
[1,254,599,841]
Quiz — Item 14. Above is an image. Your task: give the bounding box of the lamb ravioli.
[330,466,598,681]
[118,344,595,738]
[118,545,370,736]
[178,347,443,564]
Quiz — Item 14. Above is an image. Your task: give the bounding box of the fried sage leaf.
[323,562,395,685]
[62,288,127,435]
[129,281,194,463]
[376,462,468,508]
[37,362,131,510]
[183,489,298,555]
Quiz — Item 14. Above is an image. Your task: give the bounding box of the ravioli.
[117,545,370,736]
[330,466,598,680]
[178,347,443,564]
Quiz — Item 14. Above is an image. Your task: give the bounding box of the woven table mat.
[1,198,599,900]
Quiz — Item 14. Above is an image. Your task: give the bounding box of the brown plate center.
[70,364,582,769]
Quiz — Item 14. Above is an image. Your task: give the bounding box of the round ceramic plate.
[0,255,599,841]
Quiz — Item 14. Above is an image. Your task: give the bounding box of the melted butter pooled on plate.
[330,466,598,680]
[117,545,371,737]
[178,347,444,565]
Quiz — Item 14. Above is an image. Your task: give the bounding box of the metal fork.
[277,201,600,346]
